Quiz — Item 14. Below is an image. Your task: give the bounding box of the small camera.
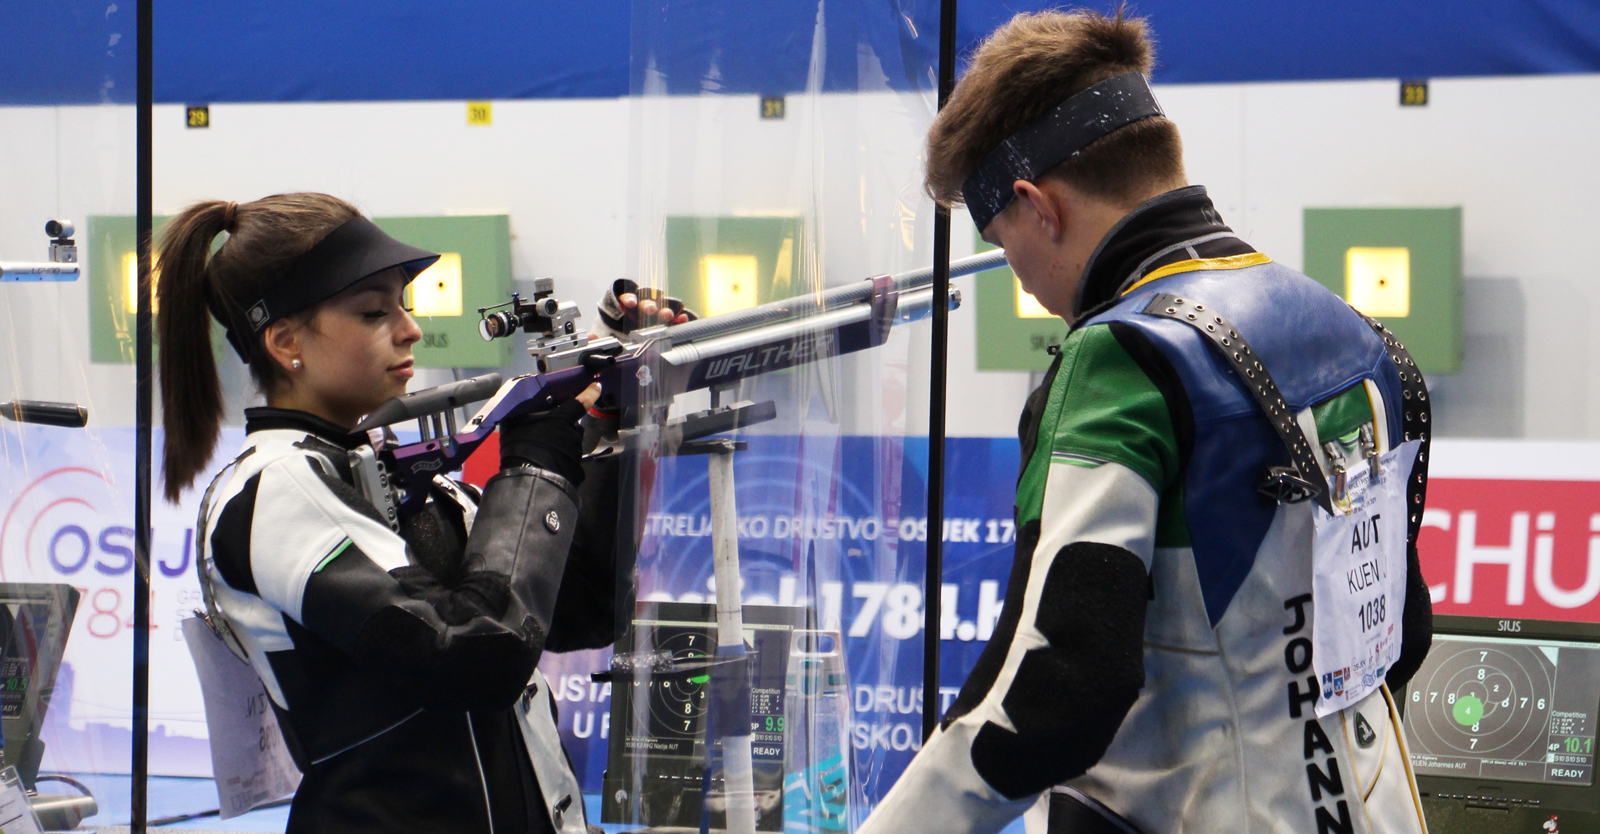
[45,220,76,264]
[1,218,81,281]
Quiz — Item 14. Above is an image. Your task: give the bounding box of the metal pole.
[707,445,756,834]
[132,0,153,828]
[923,0,958,742]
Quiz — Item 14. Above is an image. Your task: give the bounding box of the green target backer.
[87,214,511,368]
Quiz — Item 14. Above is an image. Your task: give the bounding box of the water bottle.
[782,630,850,833]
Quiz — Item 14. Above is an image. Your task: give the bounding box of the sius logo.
[1498,619,1523,632]
[409,459,443,473]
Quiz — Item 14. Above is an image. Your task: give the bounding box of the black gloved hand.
[595,278,698,339]
[498,399,587,487]
[591,279,697,417]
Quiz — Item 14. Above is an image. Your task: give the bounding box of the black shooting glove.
[594,278,698,340]
[592,279,699,418]
[499,399,587,487]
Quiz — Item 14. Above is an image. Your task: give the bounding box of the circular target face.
[647,629,714,741]
[1412,643,1554,761]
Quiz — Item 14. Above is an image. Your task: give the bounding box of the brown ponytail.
[157,192,359,502]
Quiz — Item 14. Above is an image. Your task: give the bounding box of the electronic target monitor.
[1407,615,1600,831]
[601,601,808,831]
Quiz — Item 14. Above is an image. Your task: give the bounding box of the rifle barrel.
[659,286,959,367]
[661,249,1004,344]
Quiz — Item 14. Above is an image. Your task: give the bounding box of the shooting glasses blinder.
[212,216,441,361]
[961,72,1165,233]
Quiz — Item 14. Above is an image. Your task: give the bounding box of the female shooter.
[158,193,606,834]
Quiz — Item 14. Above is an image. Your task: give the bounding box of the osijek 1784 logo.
[1,466,137,582]
[0,465,192,640]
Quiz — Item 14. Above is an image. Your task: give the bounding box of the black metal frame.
[133,0,153,829]
[923,0,958,742]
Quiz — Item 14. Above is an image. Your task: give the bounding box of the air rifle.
[348,249,1007,525]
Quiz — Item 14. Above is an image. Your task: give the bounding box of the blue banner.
[540,435,1023,807]
[6,1,1600,105]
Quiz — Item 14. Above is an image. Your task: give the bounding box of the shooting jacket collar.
[1072,185,1256,318]
[244,407,368,450]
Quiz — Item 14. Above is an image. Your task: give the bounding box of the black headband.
[212,215,441,361]
[961,72,1165,232]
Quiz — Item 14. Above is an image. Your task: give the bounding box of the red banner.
[1419,478,1600,622]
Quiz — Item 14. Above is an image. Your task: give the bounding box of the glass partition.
[560,3,949,830]
[0,7,143,830]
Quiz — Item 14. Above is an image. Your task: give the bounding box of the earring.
[291,359,303,370]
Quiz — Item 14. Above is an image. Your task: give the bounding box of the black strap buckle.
[1258,465,1322,505]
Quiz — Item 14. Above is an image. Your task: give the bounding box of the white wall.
[4,73,1598,438]
[1164,75,1599,440]
[0,105,138,429]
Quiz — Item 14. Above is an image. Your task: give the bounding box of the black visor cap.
[217,216,441,361]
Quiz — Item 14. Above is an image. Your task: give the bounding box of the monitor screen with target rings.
[1406,617,1600,787]
[601,601,809,831]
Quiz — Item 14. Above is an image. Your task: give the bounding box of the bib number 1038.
[1310,439,1420,717]
[1357,594,1387,632]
